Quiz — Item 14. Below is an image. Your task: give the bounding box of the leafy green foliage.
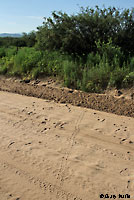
[108,67,128,88]
[0,47,6,58]
[12,48,42,76]
[123,72,134,87]
[1,6,134,92]
[36,6,134,57]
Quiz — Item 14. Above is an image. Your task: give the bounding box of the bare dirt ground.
[0,77,134,200]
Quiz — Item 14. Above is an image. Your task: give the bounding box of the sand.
[0,91,134,200]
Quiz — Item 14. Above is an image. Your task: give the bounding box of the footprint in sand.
[127,179,134,190]
[53,121,67,129]
[25,142,32,145]
[95,128,103,134]
[97,118,105,122]
[8,141,15,148]
[129,140,133,144]
[120,138,127,144]
[101,119,105,122]
[120,168,129,176]
[65,104,71,112]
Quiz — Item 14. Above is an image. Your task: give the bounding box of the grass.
[0,42,134,93]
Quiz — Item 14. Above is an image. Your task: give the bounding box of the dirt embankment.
[0,76,134,118]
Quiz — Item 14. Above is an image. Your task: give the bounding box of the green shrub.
[37,51,69,77]
[82,60,111,92]
[108,67,128,88]
[31,67,42,79]
[0,65,8,74]
[0,47,6,58]
[5,47,17,58]
[129,57,134,72]
[63,60,80,88]
[122,72,134,87]
[13,47,42,76]
[96,39,124,68]
[86,52,101,69]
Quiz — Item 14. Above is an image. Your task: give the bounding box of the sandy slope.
[0,91,134,200]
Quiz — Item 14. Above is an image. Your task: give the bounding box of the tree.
[36,6,134,57]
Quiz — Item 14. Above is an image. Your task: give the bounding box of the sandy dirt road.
[0,91,134,200]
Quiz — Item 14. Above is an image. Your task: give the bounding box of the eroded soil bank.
[0,76,134,118]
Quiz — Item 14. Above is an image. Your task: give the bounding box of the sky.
[0,0,134,34]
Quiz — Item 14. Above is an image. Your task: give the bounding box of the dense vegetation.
[0,6,134,93]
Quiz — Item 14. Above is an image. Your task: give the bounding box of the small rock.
[24,79,30,83]
[41,83,46,87]
[60,100,66,104]
[68,89,73,93]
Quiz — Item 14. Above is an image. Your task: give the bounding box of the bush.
[5,47,17,58]
[83,60,111,92]
[36,7,134,56]
[96,39,124,68]
[129,57,134,72]
[86,52,101,69]
[108,67,128,88]
[123,72,134,87]
[63,60,78,88]
[0,43,134,93]
[0,47,6,58]
[0,56,14,75]
[31,67,42,79]
[0,65,8,75]
[13,47,42,76]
